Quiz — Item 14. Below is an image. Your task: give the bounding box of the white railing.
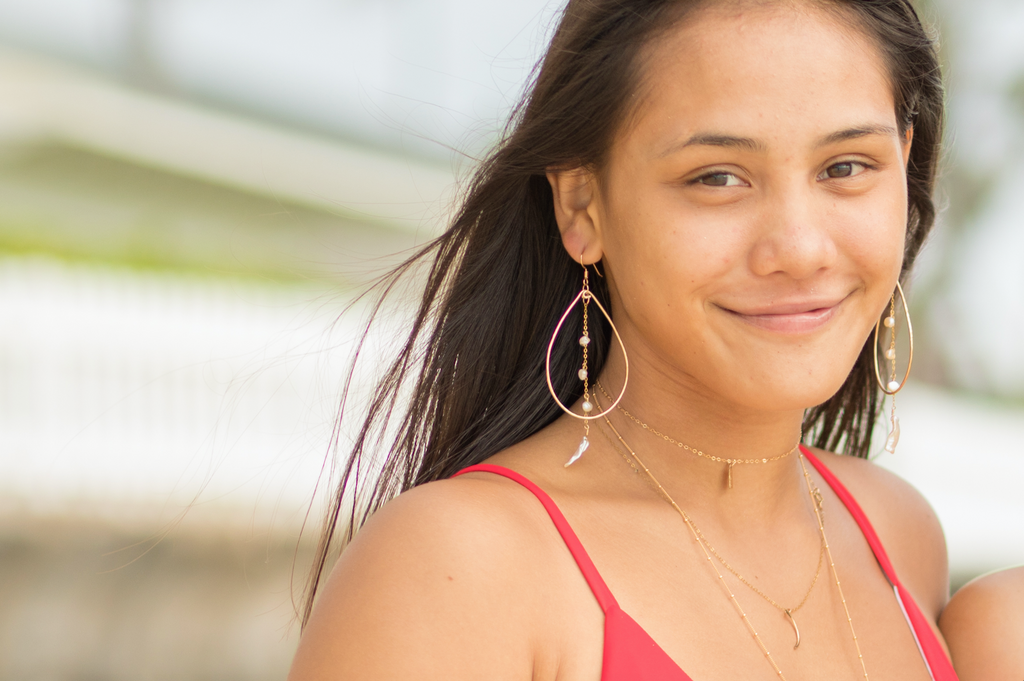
[0,255,370,529]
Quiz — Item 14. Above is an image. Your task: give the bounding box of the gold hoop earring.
[872,280,913,454]
[546,257,629,466]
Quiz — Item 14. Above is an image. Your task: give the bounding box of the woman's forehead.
[622,1,897,155]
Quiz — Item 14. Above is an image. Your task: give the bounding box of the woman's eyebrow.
[815,124,899,147]
[658,133,766,157]
[657,124,899,158]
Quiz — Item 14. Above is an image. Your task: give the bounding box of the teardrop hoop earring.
[872,280,914,454]
[546,256,629,467]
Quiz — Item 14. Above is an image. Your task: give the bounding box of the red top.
[453,446,958,680]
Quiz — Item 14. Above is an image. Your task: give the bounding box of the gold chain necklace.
[598,415,822,649]
[595,381,798,488]
[694,511,825,649]
[594,407,870,680]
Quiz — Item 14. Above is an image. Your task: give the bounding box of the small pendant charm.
[884,416,900,454]
[784,609,801,649]
[811,486,824,520]
[565,436,589,467]
[726,462,734,489]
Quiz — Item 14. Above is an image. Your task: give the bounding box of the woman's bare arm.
[940,566,1024,681]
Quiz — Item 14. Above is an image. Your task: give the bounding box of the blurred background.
[0,0,1021,678]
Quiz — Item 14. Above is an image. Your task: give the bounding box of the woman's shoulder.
[939,566,1024,681]
[811,448,944,531]
[357,466,552,549]
[290,471,565,680]
[810,448,949,618]
[321,467,565,608]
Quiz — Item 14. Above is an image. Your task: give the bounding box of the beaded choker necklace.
[595,381,798,489]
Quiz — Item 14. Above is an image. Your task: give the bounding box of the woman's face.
[584,2,911,412]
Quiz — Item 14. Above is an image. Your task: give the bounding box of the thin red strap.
[453,464,618,614]
[800,447,899,583]
[801,447,959,680]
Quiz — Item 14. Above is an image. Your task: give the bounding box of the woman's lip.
[720,297,849,334]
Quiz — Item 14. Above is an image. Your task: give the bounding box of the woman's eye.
[819,161,868,180]
[693,172,743,187]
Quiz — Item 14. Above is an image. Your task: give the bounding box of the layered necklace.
[593,395,870,680]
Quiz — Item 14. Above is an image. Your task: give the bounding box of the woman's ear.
[546,167,604,265]
[902,126,914,170]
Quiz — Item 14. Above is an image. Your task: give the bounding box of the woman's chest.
[538,509,935,681]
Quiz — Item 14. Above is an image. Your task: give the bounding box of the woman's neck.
[593,350,808,526]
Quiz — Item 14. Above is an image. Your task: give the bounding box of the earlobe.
[546,167,604,264]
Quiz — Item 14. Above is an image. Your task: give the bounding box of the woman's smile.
[716,291,855,335]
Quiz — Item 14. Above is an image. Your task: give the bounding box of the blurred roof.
[0,0,558,163]
[0,47,455,235]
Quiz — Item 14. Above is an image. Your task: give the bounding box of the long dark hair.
[301,0,944,625]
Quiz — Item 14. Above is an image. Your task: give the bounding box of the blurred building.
[0,1,1022,679]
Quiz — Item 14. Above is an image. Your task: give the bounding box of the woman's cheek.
[831,194,907,279]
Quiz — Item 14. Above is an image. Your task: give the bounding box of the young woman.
[940,566,1024,680]
[289,0,957,678]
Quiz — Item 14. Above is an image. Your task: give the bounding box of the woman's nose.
[747,180,838,280]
